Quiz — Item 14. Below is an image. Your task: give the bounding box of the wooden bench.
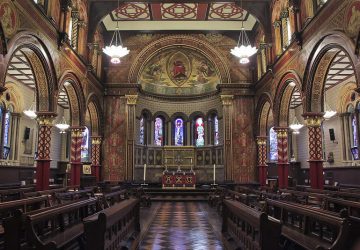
[265,199,357,250]
[222,199,281,250]
[133,187,151,207]
[25,197,101,250]
[102,189,129,208]
[0,187,35,202]
[54,189,94,202]
[323,196,360,218]
[83,198,140,250]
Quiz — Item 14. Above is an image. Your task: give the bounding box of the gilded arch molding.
[273,71,303,127]
[128,35,231,85]
[255,93,273,137]
[86,93,103,136]
[303,32,360,113]
[58,71,86,127]
[1,32,58,112]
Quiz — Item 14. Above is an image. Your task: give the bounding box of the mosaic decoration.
[345,0,360,38]
[0,0,18,37]
[139,47,220,96]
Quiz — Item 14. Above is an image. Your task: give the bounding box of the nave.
[1,181,360,249]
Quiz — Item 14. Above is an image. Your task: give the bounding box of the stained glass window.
[214,116,219,145]
[352,114,358,147]
[139,117,145,145]
[3,110,11,146]
[195,117,205,147]
[81,127,89,162]
[154,117,164,146]
[269,127,278,161]
[174,118,184,146]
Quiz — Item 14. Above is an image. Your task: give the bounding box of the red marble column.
[256,136,268,186]
[35,113,56,191]
[91,136,102,182]
[303,113,324,189]
[274,127,289,189]
[70,127,85,186]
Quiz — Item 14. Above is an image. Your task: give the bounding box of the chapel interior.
[0,0,359,249]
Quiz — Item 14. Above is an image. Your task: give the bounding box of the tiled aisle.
[140,202,224,250]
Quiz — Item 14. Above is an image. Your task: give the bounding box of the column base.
[277,163,289,189]
[91,165,101,183]
[308,160,324,190]
[258,165,267,186]
[70,163,82,187]
[36,159,51,191]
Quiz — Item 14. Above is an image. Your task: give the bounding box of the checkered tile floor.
[140,202,223,250]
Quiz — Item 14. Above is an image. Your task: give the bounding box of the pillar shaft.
[91,136,102,182]
[304,113,324,189]
[70,127,84,187]
[36,113,56,191]
[125,95,138,181]
[256,136,268,186]
[274,127,289,189]
[221,95,234,181]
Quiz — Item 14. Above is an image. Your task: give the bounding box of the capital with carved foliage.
[125,95,138,105]
[91,136,102,145]
[70,126,85,137]
[36,112,57,126]
[256,136,267,145]
[220,95,234,106]
[274,127,288,138]
[302,113,324,127]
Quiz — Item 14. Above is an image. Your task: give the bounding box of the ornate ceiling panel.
[104,2,256,30]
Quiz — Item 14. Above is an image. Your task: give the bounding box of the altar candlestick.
[143,164,147,183]
[213,164,216,184]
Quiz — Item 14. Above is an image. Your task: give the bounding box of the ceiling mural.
[138,47,220,96]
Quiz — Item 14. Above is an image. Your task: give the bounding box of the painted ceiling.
[102,2,257,31]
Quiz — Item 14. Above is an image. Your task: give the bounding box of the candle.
[143,164,147,182]
[190,158,193,164]
[213,164,216,183]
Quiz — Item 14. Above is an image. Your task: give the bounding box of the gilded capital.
[302,113,323,127]
[36,112,57,126]
[91,136,102,145]
[256,137,267,145]
[221,95,234,106]
[125,94,138,105]
[274,127,288,138]
[71,127,85,137]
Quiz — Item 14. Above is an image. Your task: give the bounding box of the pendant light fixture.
[323,91,337,120]
[55,116,70,133]
[289,116,304,134]
[230,0,257,64]
[102,0,129,64]
[23,92,37,119]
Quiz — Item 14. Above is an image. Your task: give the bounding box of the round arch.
[1,32,58,113]
[128,35,231,85]
[303,32,360,113]
[273,71,303,126]
[153,111,170,122]
[255,92,273,136]
[58,71,86,126]
[86,93,103,136]
[189,111,206,122]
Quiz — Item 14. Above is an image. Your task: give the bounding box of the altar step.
[144,189,211,201]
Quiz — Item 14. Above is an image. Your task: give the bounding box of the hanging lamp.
[55,116,70,133]
[289,116,304,134]
[23,92,37,119]
[323,92,337,120]
[102,0,129,64]
[230,0,257,64]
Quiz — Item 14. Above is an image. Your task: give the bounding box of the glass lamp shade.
[231,44,258,64]
[55,117,70,133]
[289,117,304,134]
[102,45,129,64]
[323,110,337,120]
[23,102,37,119]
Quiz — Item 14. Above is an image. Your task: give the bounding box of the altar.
[162,171,196,189]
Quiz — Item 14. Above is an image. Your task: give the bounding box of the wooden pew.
[265,199,358,250]
[3,200,74,250]
[102,189,129,208]
[133,187,151,207]
[54,188,94,202]
[279,189,326,206]
[0,187,35,202]
[222,199,281,250]
[83,198,140,250]
[25,197,101,250]
[323,196,360,217]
